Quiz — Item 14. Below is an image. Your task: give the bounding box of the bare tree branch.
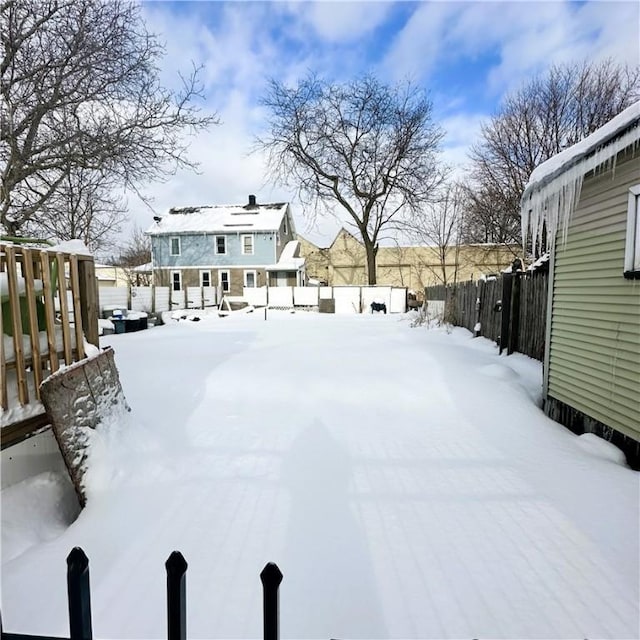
[255,74,447,284]
[463,58,640,250]
[1,0,218,242]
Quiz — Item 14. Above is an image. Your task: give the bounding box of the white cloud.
[295,1,394,43]
[383,1,639,97]
[439,112,486,178]
[382,3,460,82]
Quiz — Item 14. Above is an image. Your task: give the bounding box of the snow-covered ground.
[2,311,638,639]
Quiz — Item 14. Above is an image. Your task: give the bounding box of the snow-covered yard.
[2,311,638,639]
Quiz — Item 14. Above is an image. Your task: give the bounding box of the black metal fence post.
[260,563,283,640]
[166,552,187,640]
[67,548,92,640]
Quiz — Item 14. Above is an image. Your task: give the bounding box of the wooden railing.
[1,243,99,429]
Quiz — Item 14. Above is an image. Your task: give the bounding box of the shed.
[521,101,640,468]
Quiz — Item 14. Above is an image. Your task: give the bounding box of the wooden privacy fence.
[0,548,284,640]
[1,243,99,427]
[425,271,548,361]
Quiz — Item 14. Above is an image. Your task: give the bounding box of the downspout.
[542,246,556,404]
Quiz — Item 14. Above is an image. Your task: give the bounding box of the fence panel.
[268,287,293,308]
[131,287,153,312]
[478,279,501,343]
[202,286,217,308]
[390,288,408,313]
[155,287,171,312]
[293,286,319,306]
[319,286,333,300]
[244,286,268,307]
[425,272,549,361]
[98,287,128,313]
[361,286,391,312]
[517,274,547,361]
[186,287,202,309]
[170,289,186,309]
[333,287,361,314]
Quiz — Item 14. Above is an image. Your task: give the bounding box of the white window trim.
[200,270,211,288]
[244,270,257,288]
[218,269,230,292]
[624,184,640,275]
[241,234,254,255]
[215,235,227,255]
[171,270,182,291]
[170,236,181,256]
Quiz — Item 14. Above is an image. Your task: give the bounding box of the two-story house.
[146,196,305,297]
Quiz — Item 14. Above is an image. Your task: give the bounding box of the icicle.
[522,116,639,251]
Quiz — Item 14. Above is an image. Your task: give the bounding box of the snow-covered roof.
[524,101,640,195]
[527,253,550,272]
[264,240,305,271]
[521,101,640,251]
[130,262,152,272]
[146,202,289,235]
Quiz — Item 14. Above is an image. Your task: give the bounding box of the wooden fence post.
[500,274,513,355]
[166,552,187,640]
[67,547,93,640]
[508,272,522,355]
[260,563,283,640]
[78,258,99,348]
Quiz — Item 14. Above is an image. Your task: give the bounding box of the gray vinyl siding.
[548,148,640,440]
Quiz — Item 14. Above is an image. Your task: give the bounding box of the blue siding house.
[147,196,305,297]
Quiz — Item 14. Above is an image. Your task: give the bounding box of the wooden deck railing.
[1,243,99,428]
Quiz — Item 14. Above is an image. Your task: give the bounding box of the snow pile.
[49,240,92,256]
[0,273,43,297]
[576,433,628,467]
[1,472,80,563]
[1,315,638,639]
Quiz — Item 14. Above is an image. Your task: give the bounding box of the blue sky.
[129,0,640,246]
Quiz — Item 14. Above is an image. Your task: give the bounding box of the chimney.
[248,194,257,206]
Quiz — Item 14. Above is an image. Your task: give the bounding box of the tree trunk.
[364,240,378,285]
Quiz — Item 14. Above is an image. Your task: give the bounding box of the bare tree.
[108,225,152,285]
[24,168,127,253]
[465,59,640,248]
[257,74,446,284]
[402,183,465,286]
[1,0,217,239]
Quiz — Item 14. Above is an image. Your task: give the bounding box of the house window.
[171,270,182,291]
[219,270,230,293]
[624,184,640,278]
[244,270,257,288]
[241,234,254,255]
[283,215,288,235]
[170,237,180,256]
[215,236,226,255]
[200,270,211,288]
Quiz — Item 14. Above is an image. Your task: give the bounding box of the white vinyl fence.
[242,285,407,313]
[99,284,408,315]
[99,285,218,316]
